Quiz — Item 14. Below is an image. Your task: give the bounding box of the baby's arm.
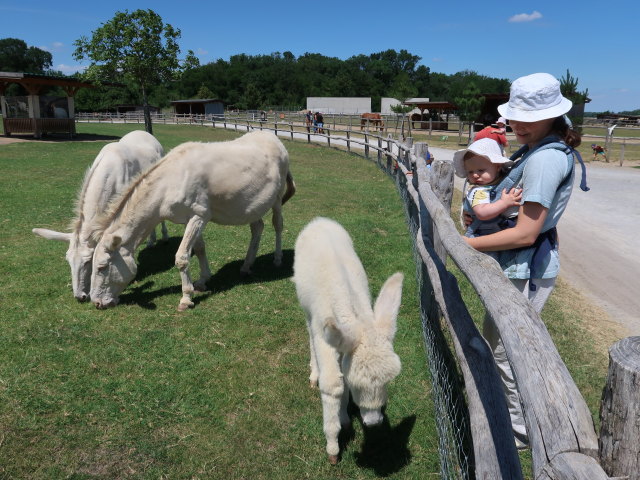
[472,188,522,220]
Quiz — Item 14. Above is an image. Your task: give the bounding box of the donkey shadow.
[337,399,415,475]
[120,236,294,309]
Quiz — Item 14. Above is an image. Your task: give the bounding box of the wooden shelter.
[403,100,458,130]
[171,99,225,117]
[0,71,94,138]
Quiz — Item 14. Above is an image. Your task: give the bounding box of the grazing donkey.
[89,130,295,311]
[293,217,403,464]
[32,130,168,302]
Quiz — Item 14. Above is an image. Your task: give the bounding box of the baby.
[453,138,522,238]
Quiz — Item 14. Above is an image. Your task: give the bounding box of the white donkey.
[32,130,168,302]
[88,130,295,311]
[293,217,403,464]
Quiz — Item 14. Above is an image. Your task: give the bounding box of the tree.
[0,38,52,73]
[73,9,190,134]
[196,84,216,99]
[454,82,484,143]
[559,69,589,104]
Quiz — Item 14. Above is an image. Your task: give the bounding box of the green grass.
[0,123,440,479]
[1,122,616,479]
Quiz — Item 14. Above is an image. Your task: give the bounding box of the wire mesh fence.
[395,171,473,479]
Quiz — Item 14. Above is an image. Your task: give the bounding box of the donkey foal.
[293,217,403,464]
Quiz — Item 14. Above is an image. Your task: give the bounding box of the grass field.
[0,123,441,479]
[0,123,619,479]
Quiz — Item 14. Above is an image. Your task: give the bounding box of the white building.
[306,97,371,114]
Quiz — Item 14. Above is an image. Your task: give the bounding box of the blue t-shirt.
[498,141,575,279]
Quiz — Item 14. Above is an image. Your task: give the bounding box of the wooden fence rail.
[73,115,637,479]
[188,117,637,479]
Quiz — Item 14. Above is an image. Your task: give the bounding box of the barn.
[171,99,225,117]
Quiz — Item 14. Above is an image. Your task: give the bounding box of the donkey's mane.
[88,152,171,242]
[68,163,95,234]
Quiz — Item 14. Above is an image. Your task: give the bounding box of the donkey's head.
[323,272,403,426]
[90,232,137,309]
[33,228,94,302]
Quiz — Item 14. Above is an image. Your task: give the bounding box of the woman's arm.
[465,202,548,251]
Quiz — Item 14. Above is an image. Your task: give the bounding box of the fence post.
[619,139,626,166]
[346,130,351,152]
[290,124,294,141]
[599,335,640,480]
[377,136,382,164]
[364,133,369,158]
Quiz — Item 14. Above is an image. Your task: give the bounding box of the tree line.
[1,34,511,115]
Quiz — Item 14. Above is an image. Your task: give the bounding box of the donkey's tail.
[282,170,296,205]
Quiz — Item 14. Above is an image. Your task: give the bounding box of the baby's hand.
[501,188,522,206]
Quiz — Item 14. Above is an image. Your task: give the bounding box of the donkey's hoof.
[177,301,194,312]
[328,454,339,465]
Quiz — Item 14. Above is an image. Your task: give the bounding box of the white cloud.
[52,42,64,49]
[508,11,543,23]
[196,48,208,56]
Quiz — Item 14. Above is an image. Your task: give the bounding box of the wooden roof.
[402,100,458,111]
[170,98,224,105]
[0,71,95,96]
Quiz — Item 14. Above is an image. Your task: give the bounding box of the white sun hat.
[453,138,512,178]
[496,116,507,125]
[497,73,572,122]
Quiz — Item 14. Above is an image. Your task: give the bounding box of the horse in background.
[360,113,385,132]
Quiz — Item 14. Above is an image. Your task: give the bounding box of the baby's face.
[465,155,501,185]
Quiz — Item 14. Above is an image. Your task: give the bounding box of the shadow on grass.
[337,398,415,475]
[355,413,416,476]
[119,238,294,309]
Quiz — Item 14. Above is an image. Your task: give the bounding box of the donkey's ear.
[32,228,72,243]
[323,317,362,353]
[373,272,404,340]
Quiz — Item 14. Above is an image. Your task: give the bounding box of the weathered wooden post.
[599,335,640,479]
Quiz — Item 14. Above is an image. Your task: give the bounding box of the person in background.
[464,72,587,450]
[315,112,324,134]
[591,144,609,162]
[474,116,509,154]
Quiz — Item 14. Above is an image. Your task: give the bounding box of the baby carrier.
[467,137,589,290]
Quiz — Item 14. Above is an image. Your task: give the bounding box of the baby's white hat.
[453,138,512,178]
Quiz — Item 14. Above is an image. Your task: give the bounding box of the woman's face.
[509,118,555,147]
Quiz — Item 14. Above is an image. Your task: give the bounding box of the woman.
[464,72,585,448]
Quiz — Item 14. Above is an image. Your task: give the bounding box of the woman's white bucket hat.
[498,73,572,122]
[453,138,512,178]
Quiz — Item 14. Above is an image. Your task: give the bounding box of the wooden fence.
[75,114,638,479]
[198,117,639,479]
[218,116,637,479]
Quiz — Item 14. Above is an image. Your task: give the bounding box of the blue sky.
[2,1,638,112]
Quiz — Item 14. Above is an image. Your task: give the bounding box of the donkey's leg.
[175,216,206,311]
[315,339,344,464]
[240,219,264,275]
[192,233,212,292]
[271,203,284,267]
[160,221,169,241]
[145,229,157,248]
